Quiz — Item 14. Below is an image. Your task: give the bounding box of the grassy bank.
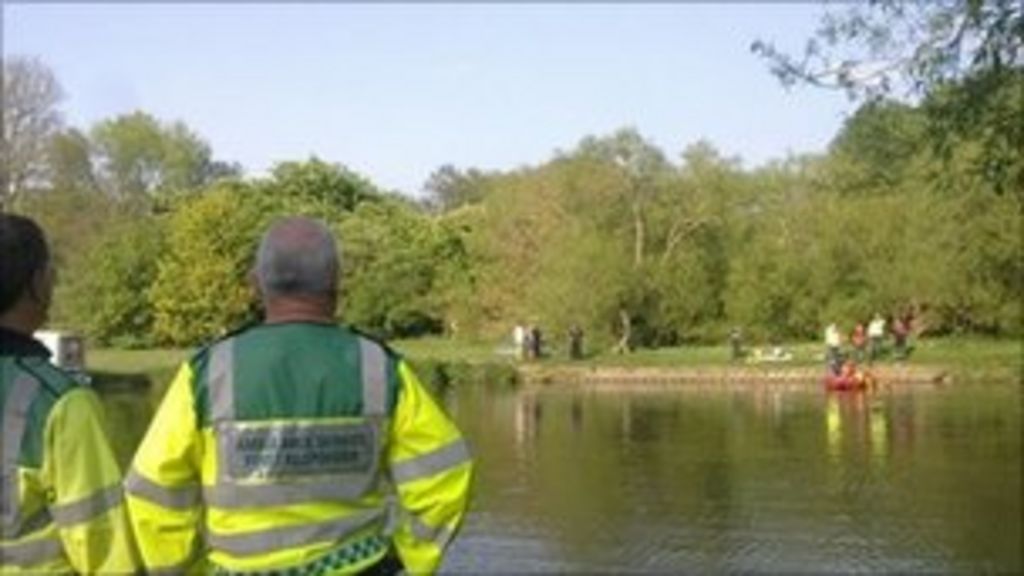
[87,335,1020,390]
[396,336,1020,384]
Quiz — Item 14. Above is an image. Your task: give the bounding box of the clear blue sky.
[4,3,854,196]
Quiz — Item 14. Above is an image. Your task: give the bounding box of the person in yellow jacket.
[0,214,138,573]
[126,216,474,575]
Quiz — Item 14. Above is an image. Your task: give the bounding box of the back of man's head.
[255,216,339,300]
[0,214,50,316]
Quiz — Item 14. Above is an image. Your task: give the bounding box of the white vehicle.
[33,330,89,379]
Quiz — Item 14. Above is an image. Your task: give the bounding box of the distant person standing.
[892,314,911,360]
[568,324,584,360]
[824,322,843,374]
[530,325,543,359]
[729,326,744,362]
[513,324,526,360]
[868,313,886,362]
[851,322,867,363]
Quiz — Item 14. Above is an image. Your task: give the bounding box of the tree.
[650,142,747,342]
[574,127,672,268]
[149,184,272,346]
[91,111,237,203]
[422,164,491,212]
[262,157,377,219]
[752,0,1022,99]
[61,218,166,347]
[338,198,444,338]
[47,128,99,193]
[1,55,64,208]
[753,0,1023,194]
[826,99,930,194]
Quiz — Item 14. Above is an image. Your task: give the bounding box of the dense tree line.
[2,1,1019,348]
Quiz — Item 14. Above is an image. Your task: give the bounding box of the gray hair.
[255,217,340,298]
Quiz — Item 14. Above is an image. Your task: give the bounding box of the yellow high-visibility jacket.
[1,336,138,574]
[125,322,473,575]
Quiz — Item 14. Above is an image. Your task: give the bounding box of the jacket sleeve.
[44,387,140,574]
[387,361,474,575]
[124,363,204,573]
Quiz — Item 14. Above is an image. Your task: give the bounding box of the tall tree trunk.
[616,308,632,354]
[632,200,644,268]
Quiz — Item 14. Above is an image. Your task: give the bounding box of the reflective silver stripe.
[219,421,376,480]
[1,507,52,540]
[124,469,200,510]
[391,439,471,485]
[382,495,399,537]
[1,374,40,533]
[50,484,123,527]
[204,475,377,508]
[409,514,454,550]
[209,340,235,423]
[0,535,63,565]
[359,339,387,417]
[206,507,385,557]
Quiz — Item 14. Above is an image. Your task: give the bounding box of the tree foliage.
[1,55,65,207]
[751,0,1022,99]
[10,44,1022,349]
[63,218,166,347]
[149,184,269,346]
[90,111,238,203]
[752,0,1023,195]
[338,197,446,338]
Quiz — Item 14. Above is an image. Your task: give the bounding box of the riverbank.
[83,336,1017,467]
[518,363,951,387]
[87,335,1019,392]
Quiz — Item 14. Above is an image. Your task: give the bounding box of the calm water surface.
[438,383,1021,573]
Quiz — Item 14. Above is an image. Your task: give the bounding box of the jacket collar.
[0,326,51,358]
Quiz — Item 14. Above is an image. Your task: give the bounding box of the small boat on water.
[825,362,877,391]
[825,373,867,391]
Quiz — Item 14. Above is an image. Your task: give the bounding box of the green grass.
[907,337,1021,382]
[396,335,1020,382]
[87,335,1021,386]
[89,347,190,381]
[391,338,513,364]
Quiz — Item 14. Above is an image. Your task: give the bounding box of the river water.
[439,383,1021,573]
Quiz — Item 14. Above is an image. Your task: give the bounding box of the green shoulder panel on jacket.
[189,323,400,427]
[1,356,81,468]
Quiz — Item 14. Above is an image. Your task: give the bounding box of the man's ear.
[28,265,55,308]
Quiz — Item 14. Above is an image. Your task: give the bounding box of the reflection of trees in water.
[513,393,538,450]
[571,397,583,432]
[456,386,1020,572]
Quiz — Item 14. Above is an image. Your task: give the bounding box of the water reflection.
[447,384,1021,574]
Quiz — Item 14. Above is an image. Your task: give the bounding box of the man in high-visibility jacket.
[126,216,473,575]
[0,214,138,573]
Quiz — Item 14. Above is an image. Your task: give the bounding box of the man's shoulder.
[186,322,404,362]
[7,355,82,399]
[187,321,262,364]
[345,325,404,362]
